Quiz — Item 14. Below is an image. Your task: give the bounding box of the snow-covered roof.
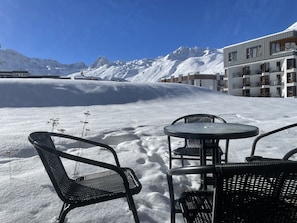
[286,22,297,31]
[224,21,297,49]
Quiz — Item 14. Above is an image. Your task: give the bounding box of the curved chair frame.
[247,123,297,161]
[28,131,142,223]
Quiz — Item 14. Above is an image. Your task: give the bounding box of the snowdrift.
[0,78,224,107]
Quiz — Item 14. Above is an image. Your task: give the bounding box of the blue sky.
[1,0,297,65]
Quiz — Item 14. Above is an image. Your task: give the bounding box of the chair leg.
[167,174,176,223]
[171,214,175,223]
[58,203,72,223]
[171,208,176,223]
[126,195,140,223]
[181,155,184,167]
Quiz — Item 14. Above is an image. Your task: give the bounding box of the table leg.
[201,140,207,190]
[200,139,221,190]
[213,139,220,164]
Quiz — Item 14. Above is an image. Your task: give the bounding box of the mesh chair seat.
[179,191,297,223]
[179,191,213,223]
[68,168,141,203]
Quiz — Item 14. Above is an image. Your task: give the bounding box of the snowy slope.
[0,78,222,107]
[0,49,87,75]
[1,78,297,222]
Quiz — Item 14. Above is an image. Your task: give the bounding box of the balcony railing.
[270,80,282,86]
[233,72,242,78]
[261,93,271,97]
[233,84,243,89]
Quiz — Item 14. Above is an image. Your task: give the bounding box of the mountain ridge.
[0,46,224,82]
[73,46,224,82]
[0,49,87,75]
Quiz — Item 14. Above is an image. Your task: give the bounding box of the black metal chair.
[246,123,297,162]
[168,114,229,169]
[167,161,297,223]
[28,131,142,223]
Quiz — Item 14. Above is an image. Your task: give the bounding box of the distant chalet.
[161,72,224,92]
[0,71,66,79]
[0,71,106,80]
[0,70,31,78]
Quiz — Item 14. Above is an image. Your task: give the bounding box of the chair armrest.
[48,132,121,167]
[246,156,281,162]
[34,140,132,191]
[246,147,297,162]
[283,148,297,160]
[250,123,297,157]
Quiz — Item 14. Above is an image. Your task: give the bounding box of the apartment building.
[223,28,297,97]
[161,72,224,92]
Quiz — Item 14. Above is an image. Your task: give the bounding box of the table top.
[164,122,259,140]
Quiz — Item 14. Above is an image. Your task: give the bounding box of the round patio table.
[164,122,259,140]
[164,122,259,189]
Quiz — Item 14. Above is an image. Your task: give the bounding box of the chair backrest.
[172,114,226,125]
[172,114,227,148]
[213,161,297,223]
[28,132,73,202]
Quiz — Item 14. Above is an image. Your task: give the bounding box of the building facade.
[0,70,30,78]
[161,73,224,92]
[223,29,297,97]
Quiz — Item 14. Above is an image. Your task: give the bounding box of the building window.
[243,89,250,97]
[287,58,296,69]
[285,42,297,50]
[287,86,296,97]
[260,63,270,72]
[246,45,262,59]
[277,74,281,85]
[276,61,281,71]
[228,51,237,62]
[287,72,296,83]
[271,42,281,54]
[243,77,250,86]
[261,88,270,97]
[243,66,250,75]
[261,76,270,85]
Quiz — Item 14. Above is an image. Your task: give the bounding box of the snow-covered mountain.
[0,46,223,82]
[72,46,224,82]
[0,49,87,75]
